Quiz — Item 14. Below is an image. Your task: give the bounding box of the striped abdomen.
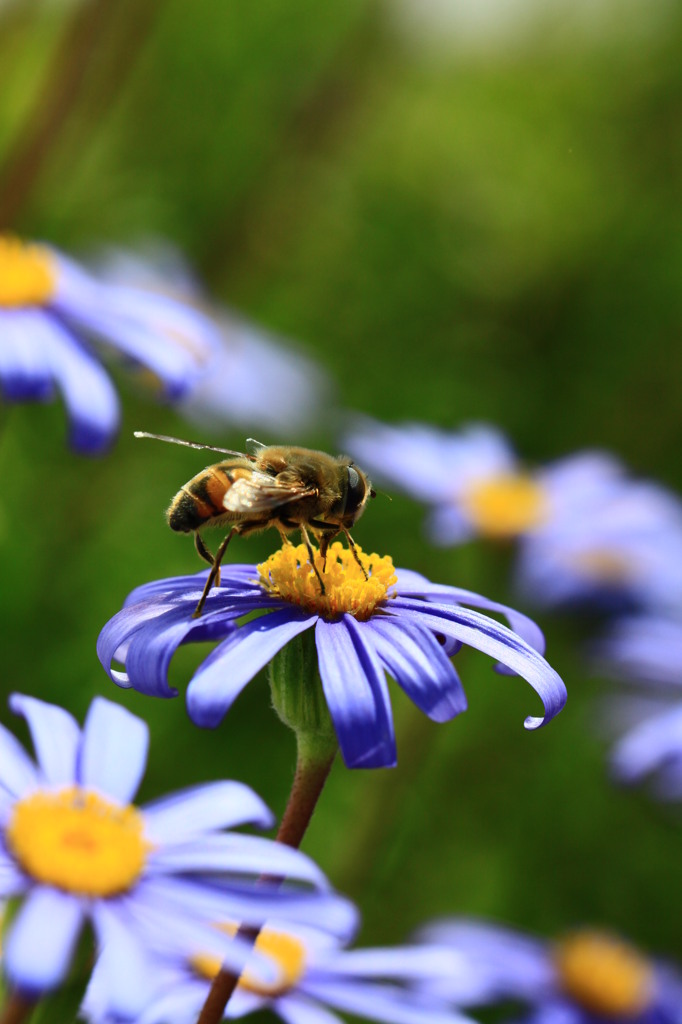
[167,464,245,533]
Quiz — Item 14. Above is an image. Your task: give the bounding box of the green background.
[2,0,682,1018]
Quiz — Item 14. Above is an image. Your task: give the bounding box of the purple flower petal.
[41,315,120,453]
[9,694,80,787]
[0,853,29,896]
[187,609,316,728]
[394,571,546,654]
[139,874,353,936]
[4,887,84,993]
[388,599,566,729]
[142,781,274,842]
[610,706,682,785]
[276,994,346,1024]
[303,977,472,1024]
[91,901,156,1018]
[79,698,149,803]
[315,617,397,769]
[0,722,40,798]
[366,617,467,722]
[0,309,55,399]
[149,833,328,889]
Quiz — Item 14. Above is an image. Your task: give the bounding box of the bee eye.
[344,465,368,517]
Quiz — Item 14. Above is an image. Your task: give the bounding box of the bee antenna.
[134,432,248,458]
[372,487,392,501]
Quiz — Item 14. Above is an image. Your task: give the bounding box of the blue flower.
[97,243,332,435]
[83,915,475,1024]
[0,236,221,453]
[343,418,682,614]
[97,541,566,769]
[0,693,351,1017]
[593,615,682,798]
[342,418,622,546]
[416,919,682,1024]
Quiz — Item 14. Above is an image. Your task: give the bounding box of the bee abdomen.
[167,468,229,533]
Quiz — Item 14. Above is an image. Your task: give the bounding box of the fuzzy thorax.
[258,541,396,621]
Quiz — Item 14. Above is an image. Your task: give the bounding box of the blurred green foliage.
[2,0,682,1018]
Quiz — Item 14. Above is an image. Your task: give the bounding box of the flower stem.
[195,735,337,1024]
[0,992,34,1024]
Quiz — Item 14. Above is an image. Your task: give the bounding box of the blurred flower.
[344,418,682,614]
[417,919,682,1023]
[593,615,682,798]
[97,540,566,770]
[83,915,474,1024]
[0,235,221,453]
[98,243,332,436]
[516,487,682,614]
[0,693,347,1017]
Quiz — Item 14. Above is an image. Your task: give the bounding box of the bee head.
[341,463,372,525]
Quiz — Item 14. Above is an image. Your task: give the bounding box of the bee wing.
[224,471,317,514]
[245,438,268,456]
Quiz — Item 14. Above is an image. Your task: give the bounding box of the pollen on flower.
[461,473,548,538]
[6,787,150,897]
[554,930,654,1017]
[0,236,56,307]
[258,541,397,621]
[191,925,307,997]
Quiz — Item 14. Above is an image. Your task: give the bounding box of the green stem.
[0,992,34,1024]
[195,735,337,1024]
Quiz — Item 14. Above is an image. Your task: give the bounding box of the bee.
[135,432,375,617]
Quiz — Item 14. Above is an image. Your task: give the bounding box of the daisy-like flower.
[83,915,476,1024]
[344,418,682,614]
[593,615,682,798]
[0,693,351,1018]
[516,488,682,614]
[0,235,222,453]
[342,418,623,547]
[417,919,682,1024]
[97,541,566,769]
[97,243,332,435]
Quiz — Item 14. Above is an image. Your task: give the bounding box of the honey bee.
[135,432,375,617]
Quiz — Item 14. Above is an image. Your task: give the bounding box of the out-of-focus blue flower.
[97,243,332,435]
[343,418,623,546]
[97,540,566,770]
[0,693,350,1017]
[0,235,221,453]
[416,919,682,1024]
[83,915,475,1024]
[516,487,682,615]
[593,615,682,798]
[343,418,682,614]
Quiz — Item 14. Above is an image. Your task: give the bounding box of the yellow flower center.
[6,787,150,897]
[461,474,548,538]
[191,926,307,997]
[554,930,654,1017]
[258,541,397,622]
[571,549,633,583]
[0,236,56,307]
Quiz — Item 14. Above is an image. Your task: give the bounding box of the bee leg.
[275,525,293,547]
[343,528,368,580]
[318,532,333,572]
[300,524,326,595]
[192,527,239,619]
[194,532,215,567]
